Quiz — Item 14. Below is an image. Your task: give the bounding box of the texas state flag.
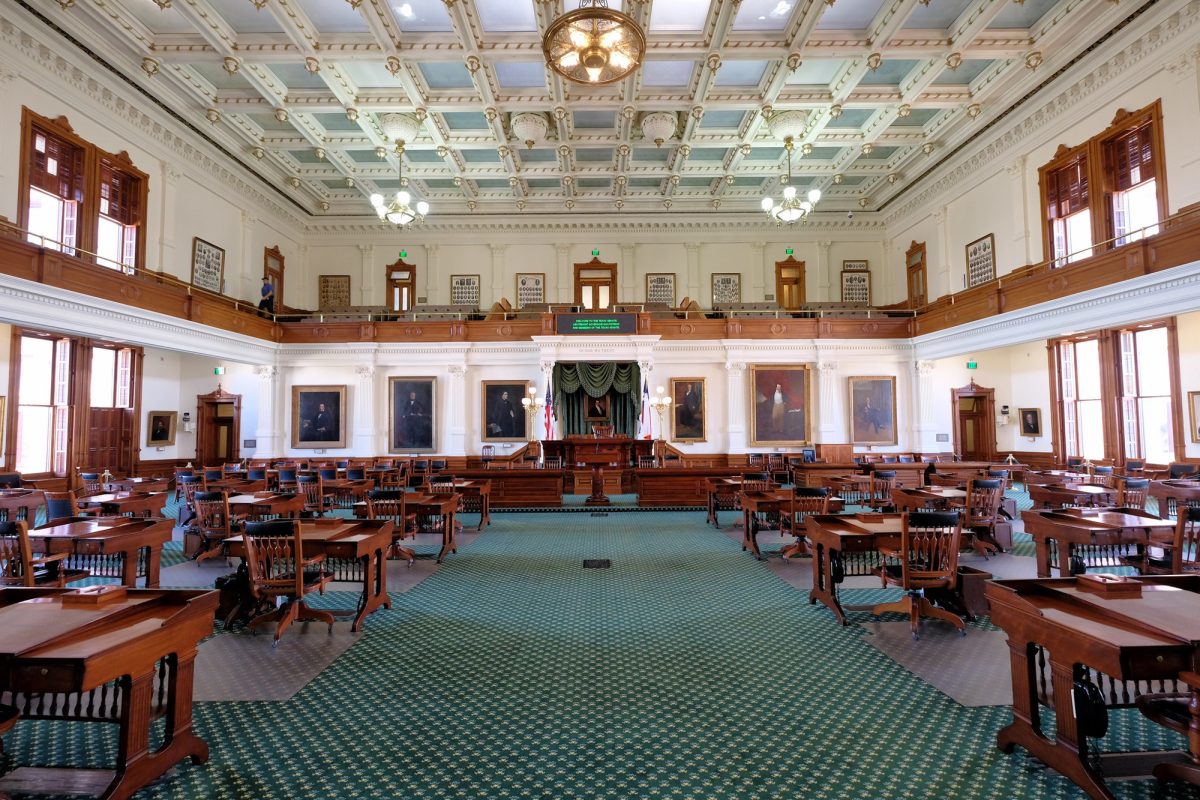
[544,381,554,440]
[640,379,651,439]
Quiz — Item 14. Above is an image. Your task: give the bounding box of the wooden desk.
[227,492,304,520]
[862,461,928,488]
[988,575,1200,800]
[1148,479,1200,518]
[438,480,491,530]
[806,514,903,625]
[406,493,459,563]
[891,486,966,511]
[741,490,792,560]
[28,517,173,588]
[441,468,564,508]
[932,461,1028,487]
[1028,482,1117,509]
[75,492,168,518]
[0,587,217,800]
[0,489,46,523]
[225,519,391,632]
[1022,507,1177,577]
[635,467,743,508]
[104,477,170,493]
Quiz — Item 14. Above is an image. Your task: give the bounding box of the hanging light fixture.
[543,0,646,86]
[370,113,429,226]
[761,110,820,225]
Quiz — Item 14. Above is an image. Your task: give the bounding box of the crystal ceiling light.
[640,112,676,147]
[543,0,646,86]
[369,113,429,227]
[760,110,820,225]
[511,112,550,150]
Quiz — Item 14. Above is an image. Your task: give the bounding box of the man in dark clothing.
[259,276,275,315]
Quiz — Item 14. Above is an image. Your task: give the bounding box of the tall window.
[19,108,148,272]
[15,335,71,475]
[1038,100,1166,268]
[1057,338,1104,461]
[1118,327,1173,463]
[89,346,133,408]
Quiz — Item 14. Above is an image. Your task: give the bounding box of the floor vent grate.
[582,559,612,569]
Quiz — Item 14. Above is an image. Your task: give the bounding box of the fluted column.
[553,244,571,304]
[725,361,747,452]
[750,241,766,298]
[240,211,257,302]
[354,365,378,455]
[685,243,701,302]
[253,365,281,457]
[159,166,180,280]
[934,206,950,298]
[817,240,833,299]
[1006,157,1029,269]
[620,243,635,302]
[446,364,467,455]
[358,245,373,305]
[912,359,939,453]
[816,361,839,443]
[425,244,440,304]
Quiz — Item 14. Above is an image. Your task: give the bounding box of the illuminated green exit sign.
[966,361,977,369]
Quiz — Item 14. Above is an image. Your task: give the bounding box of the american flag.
[640,378,651,439]
[544,381,554,440]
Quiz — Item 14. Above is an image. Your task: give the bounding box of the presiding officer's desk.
[445,469,565,508]
[0,586,217,800]
[988,575,1200,800]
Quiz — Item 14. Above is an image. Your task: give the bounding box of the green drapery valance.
[552,362,642,437]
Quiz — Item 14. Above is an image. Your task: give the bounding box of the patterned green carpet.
[5,507,1194,799]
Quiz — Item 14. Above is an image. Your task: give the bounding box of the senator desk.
[0,489,45,523]
[931,461,1028,487]
[75,492,168,518]
[103,477,170,493]
[1148,479,1200,518]
[806,514,903,625]
[740,490,792,559]
[988,576,1200,800]
[0,587,217,800]
[1022,508,1177,577]
[227,491,304,520]
[890,486,966,511]
[224,518,392,632]
[431,479,491,529]
[28,517,173,588]
[635,467,743,508]
[1028,482,1117,509]
[444,468,565,508]
[406,493,460,563]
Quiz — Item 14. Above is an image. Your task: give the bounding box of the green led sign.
[966,361,977,369]
[785,248,793,255]
[555,313,636,335]
[592,249,600,256]
[399,250,407,258]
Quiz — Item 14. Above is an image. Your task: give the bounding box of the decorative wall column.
[685,243,701,303]
[751,241,766,298]
[620,243,635,301]
[446,364,467,454]
[358,244,373,305]
[354,365,379,454]
[816,240,833,299]
[488,244,504,306]
[159,166,180,280]
[253,365,281,457]
[934,206,951,298]
[816,360,839,443]
[425,244,440,303]
[725,361,747,452]
[911,359,940,454]
[1006,157,1030,269]
[553,244,571,303]
[240,210,257,302]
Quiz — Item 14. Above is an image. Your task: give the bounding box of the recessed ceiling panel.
[191,63,254,91]
[902,0,973,29]
[785,59,844,85]
[827,108,874,128]
[423,179,460,189]
[494,61,547,89]
[990,0,1058,29]
[816,0,885,30]
[889,108,941,127]
[632,148,670,163]
[476,0,537,32]
[931,59,995,86]
[526,178,560,188]
[573,110,614,129]
[406,150,445,162]
[474,178,511,189]
[836,175,869,186]
[859,146,897,160]
[678,177,715,189]
[858,59,920,86]
[745,146,783,161]
[441,112,490,130]
[341,62,403,87]
[347,150,388,163]
[806,147,842,160]
[713,60,768,88]
[577,178,611,189]
[689,147,729,162]
[419,62,476,89]
[650,0,708,32]
[268,63,330,90]
[733,0,796,32]
[205,0,284,33]
[391,0,454,32]
[577,148,614,162]
[518,149,558,162]
[289,150,326,164]
[698,110,746,129]
[120,2,193,34]
[628,178,662,189]
[313,113,363,131]
[294,0,369,33]
[641,60,695,87]
[462,149,502,163]
[247,113,296,132]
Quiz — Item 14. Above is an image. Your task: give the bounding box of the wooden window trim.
[573,257,618,310]
[96,148,149,272]
[905,240,926,309]
[264,245,286,311]
[774,256,806,309]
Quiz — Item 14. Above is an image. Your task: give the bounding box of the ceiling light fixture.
[543,0,646,86]
[761,110,820,226]
[370,113,429,227]
[511,112,550,149]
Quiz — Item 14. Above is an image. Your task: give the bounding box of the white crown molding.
[883,0,1200,231]
[913,259,1200,360]
[0,7,306,235]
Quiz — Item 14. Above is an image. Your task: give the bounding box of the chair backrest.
[203,466,224,482]
[79,472,101,494]
[1066,457,1084,469]
[1169,463,1199,479]
[543,456,562,469]
[900,511,962,589]
[1124,459,1146,473]
[430,459,448,472]
[347,466,366,481]
[638,456,657,468]
[223,463,242,475]
[898,455,915,463]
[1171,506,1200,572]
[335,460,349,470]
[412,460,429,474]
[747,454,764,466]
[243,519,307,600]
[481,445,496,461]
[800,448,816,463]
[248,467,268,481]
[1119,477,1151,510]
[790,487,829,520]
[318,467,339,481]
[375,458,395,469]
[0,520,34,586]
[963,479,1004,526]
[43,491,81,523]
[296,475,325,506]
[194,491,234,536]
[0,473,22,489]
[881,455,898,464]
[366,488,407,523]
[742,471,769,483]
[872,470,897,494]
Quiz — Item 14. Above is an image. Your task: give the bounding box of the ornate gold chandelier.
[542,0,646,86]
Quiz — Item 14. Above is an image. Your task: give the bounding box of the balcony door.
[574,258,617,311]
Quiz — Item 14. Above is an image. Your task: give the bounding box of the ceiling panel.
[441,112,490,130]
[119,2,193,34]
[931,59,996,86]
[858,59,920,86]
[889,108,941,127]
[476,0,538,33]
[294,0,370,34]
[732,0,797,32]
[641,60,696,87]
[191,63,255,91]
[268,64,330,91]
[462,149,502,163]
[247,113,296,132]
[990,0,1059,29]
[902,0,973,30]
[518,149,558,163]
[785,59,844,86]
[313,113,363,131]
[573,110,614,130]
[494,61,547,89]
[205,0,284,33]
[632,148,671,163]
[698,110,746,129]
[649,0,709,32]
[828,109,874,128]
[816,0,885,30]
[340,62,402,87]
[577,148,615,162]
[392,0,455,32]
[713,60,768,88]
[419,62,476,89]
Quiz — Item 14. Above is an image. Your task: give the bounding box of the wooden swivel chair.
[961,478,1004,557]
[780,487,830,560]
[1,520,88,586]
[1119,477,1151,510]
[296,475,334,518]
[871,511,965,639]
[242,519,334,645]
[867,470,897,511]
[481,445,496,465]
[173,467,195,501]
[276,466,299,494]
[78,472,103,495]
[366,488,417,565]
[201,466,227,491]
[1090,465,1115,487]
[176,475,202,526]
[1123,459,1146,476]
[191,491,241,564]
[1121,506,1200,575]
[42,491,94,526]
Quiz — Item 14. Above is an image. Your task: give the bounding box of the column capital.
[817,361,837,373]
[425,244,439,256]
[489,244,506,256]
[725,361,745,374]
[448,364,467,378]
[750,241,765,252]
[818,240,833,252]
[356,365,375,380]
[915,360,936,376]
[358,244,373,255]
[253,365,278,380]
[684,242,701,253]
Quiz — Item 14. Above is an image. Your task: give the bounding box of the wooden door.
[574,257,617,311]
[775,256,805,310]
[906,241,927,309]
[87,407,130,472]
[264,246,285,311]
[385,256,417,313]
[196,388,241,465]
[952,380,995,461]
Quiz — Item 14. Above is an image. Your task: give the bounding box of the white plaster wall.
[139,348,184,461]
[1177,311,1200,460]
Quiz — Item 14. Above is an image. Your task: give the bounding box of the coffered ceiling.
[38,0,1139,219]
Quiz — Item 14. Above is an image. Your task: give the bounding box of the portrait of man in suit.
[293,387,345,448]
[390,378,436,451]
[587,395,609,420]
[483,381,528,442]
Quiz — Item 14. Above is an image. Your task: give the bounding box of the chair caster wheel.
[911,633,920,641]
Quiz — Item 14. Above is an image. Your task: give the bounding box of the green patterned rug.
[4,510,1192,799]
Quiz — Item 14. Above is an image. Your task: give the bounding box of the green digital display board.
[555,313,637,334]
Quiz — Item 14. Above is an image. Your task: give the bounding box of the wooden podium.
[570,438,631,506]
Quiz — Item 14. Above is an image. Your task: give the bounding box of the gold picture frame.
[1018,407,1042,437]
[749,365,812,446]
[146,410,178,447]
[482,380,531,443]
[190,237,225,294]
[291,385,348,449]
[390,377,437,453]
[1189,391,1200,443]
[848,376,897,445]
[515,273,545,308]
[670,377,705,443]
[646,273,676,307]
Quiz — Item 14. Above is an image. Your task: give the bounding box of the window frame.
[17,108,149,273]
[1037,100,1168,268]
